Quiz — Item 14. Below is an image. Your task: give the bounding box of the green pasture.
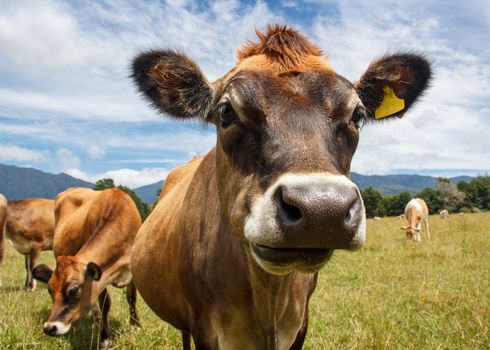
[0,212,488,349]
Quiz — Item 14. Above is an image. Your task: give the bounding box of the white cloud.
[56,148,81,170]
[87,145,105,159]
[0,143,47,163]
[66,167,169,189]
[0,0,489,176]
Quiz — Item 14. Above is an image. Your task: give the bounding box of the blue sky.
[0,0,489,187]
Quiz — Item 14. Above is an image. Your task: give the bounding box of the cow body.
[133,155,317,349]
[3,198,55,290]
[402,198,430,241]
[32,188,141,348]
[439,209,449,219]
[131,24,431,349]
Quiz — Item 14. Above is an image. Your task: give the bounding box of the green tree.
[417,187,442,213]
[382,192,412,217]
[435,177,465,212]
[360,187,384,217]
[470,176,490,209]
[457,180,476,209]
[94,178,115,190]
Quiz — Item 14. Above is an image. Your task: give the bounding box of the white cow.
[401,198,430,241]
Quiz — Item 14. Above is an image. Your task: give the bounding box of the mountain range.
[0,163,473,204]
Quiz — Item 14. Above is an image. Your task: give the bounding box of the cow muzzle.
[245,174,366,274]
[43,321,71,336]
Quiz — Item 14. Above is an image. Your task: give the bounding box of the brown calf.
[3,198,55,291]
[131,24,431,349]
[32,188,141,348]
[401,198,430,241]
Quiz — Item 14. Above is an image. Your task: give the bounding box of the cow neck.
[75,212,125,285]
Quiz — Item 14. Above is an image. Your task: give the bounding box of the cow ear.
[32,264,53,283]
[132,50,214,121]
[86,262,102,281]
[355,53,432,121]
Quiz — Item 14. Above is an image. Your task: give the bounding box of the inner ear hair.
[86,262,102,281]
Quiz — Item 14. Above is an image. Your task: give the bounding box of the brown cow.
[0,194,7,264]
[401,198,430,241]
[131,24,431,349]
[3,198,55,291]
[32,188,141,348]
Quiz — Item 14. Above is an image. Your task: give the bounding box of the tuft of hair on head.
[237,24,323,70]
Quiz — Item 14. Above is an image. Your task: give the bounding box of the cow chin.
[250,243,333,275]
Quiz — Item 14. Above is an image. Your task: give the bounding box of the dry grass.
[0,212,488,349]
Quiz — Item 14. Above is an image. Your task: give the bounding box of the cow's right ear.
[132,50,214,121]
[32,264,53,283]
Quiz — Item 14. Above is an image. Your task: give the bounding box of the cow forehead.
[222,68,359,120]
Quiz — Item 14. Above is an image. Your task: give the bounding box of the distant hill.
[134,180,164,204]
[0,163,474,203]
[0,164,94,200]
[350,173,473,195]
[132,173,473,204]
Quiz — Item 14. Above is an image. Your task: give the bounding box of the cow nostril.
[44,323,57,336]
[345,196,361,225]
[276,186,303,223]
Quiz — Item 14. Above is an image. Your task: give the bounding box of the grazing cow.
[32,188,141,348]
[3,198,55,291]
[374,216,382,220]
[0,194,6,264]
[439,209,449,219]
[131,24,431,349]
[401,198,430,241]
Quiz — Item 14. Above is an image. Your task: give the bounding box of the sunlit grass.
[1,212,488,349]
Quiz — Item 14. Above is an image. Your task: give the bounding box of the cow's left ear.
[32,264,53,283]
[355,53,432,121]
[86,262,102,281]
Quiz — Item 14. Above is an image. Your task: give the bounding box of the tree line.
[361,176,490,218]
[92,175,490,220]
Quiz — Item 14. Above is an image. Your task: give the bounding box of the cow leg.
[425,218,430,239]
[25,248,40,291]
[98,289,112,349]
[125,280,140,326]
[182,331,192,350]
[92,304,102,324]
[290,310,308,350]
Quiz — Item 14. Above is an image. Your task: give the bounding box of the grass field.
[0,212,489,349]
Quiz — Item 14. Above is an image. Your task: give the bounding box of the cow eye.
[67,286,80,298]
[216,103,238,128]
[349,105,366,129]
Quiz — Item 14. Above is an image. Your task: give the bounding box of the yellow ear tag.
[374,86,405,119]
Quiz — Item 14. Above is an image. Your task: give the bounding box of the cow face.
[32,256,102,336]
[132,25,431,275]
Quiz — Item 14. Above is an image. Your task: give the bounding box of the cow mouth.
[251,243,333,271]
